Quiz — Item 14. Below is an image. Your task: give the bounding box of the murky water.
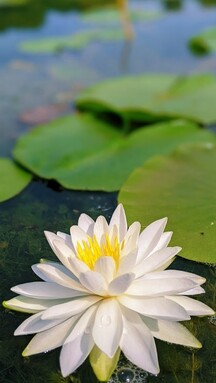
[0,1,216,382]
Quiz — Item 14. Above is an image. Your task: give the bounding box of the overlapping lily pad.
[76,73,216,125]
[13,114,215,191]
[189,27,216,54]
[118,142,216,264]
[0,158,32,202]
[19,29,123,54]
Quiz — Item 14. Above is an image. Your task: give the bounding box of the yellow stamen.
[76,234,122,269]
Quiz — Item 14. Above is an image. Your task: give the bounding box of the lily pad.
[118,142,216,264]
[19,29,124,54]
[81,8,162,24]
[0,158,32,202]
[189,27,216,54]
[13,114,215,191]
[0,0,29,7]
[76,73,216,125]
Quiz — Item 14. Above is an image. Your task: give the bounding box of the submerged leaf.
[82,8,162,24]
[119,142,216,264]
[0,158,32,202]
[13,114,215,191]
[76,73,216,124]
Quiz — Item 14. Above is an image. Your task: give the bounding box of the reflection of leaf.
[19,104,70,125]
[0,158,32,202]
[189,27,216,55]
[76,73,216,125]
[13,114,215,191]
[19,29,124,54]
[119,142,216,264]
[81,8,162,24]
[50,61,101,85]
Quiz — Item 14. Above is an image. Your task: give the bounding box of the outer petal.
[179,286,205,295]
[136,218,167,263]
[92,298,123,358]
[22,315,78,356]
[142,316,202,348]
[3,296,66,314]
[133,247,181,278]
[79,271,107,296]
[32,263,88,292]
[94,256,116,284]
[11,282,87,299]
[108,273,135,295]
[109,204,127,242]
[14,311,64,335]
[167,296,215,316]
[44,231,75,272]
[120,222,140,257]
[60,306,96,377]
[78,213,94,235]
[149,231,172,255]
[142,270,206,285]
[56,231,74,250]
[42,296,102,320]
[126,278,197,296]
[120,307,159,375]
[118,295,190,321]
[52,240,79,276]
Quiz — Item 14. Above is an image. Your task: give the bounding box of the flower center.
[76,234,123,269]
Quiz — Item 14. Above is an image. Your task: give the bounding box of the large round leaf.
[13,114,215,191]
[119,142,216,264]
[189,27,216,54]
[0,158,32,202]
[76,74,216,125]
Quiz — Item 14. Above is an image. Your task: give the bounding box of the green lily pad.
[0,158,32,202]
[81,8,162,24]
[13,114,215,191]
[19,29,124,54]
[0,0,29,7]
[76,73,216,125]
[189,27,216,54]
[118,142,216,264]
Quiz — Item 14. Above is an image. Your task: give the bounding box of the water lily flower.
[3,204,214,381]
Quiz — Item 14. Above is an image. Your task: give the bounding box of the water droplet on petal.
[100,314,111,327]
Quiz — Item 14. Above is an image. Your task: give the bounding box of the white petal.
[121,222,140,257]
[22,316,78,356]
[109,204,127,242]
[70,225,88,251]
[136,217,167,263]
[149,231,173,255]
[179,286,205,295]
[3,296,66,314]
[56,231,74,250]
[69,256,90,277]
[42,296,102,320]
[167,296,215,316]
[44,231,74,271]
[133,247,181,278]
[142,317,202,348]
[79,271,107,295]
[126,278,197,296]
[32,263,87,292]
[118,295,190,321]
[92,298,123,358]
[94,216,109,244]
[120,308,159,375]
[94,256,116,284]
[118,250,137,276]
[11,282,87,299]
[60,307,95,377]
[52,239,78,275]
[14,311,64,335]
[78,213,94,234]
[142,270,206,285]
[108,273,135,295]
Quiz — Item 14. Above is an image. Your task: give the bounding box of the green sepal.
[89,346,120,382]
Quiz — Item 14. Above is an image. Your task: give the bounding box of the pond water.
[0,0,216,382]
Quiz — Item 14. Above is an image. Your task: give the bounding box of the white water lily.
[4,204,214,381]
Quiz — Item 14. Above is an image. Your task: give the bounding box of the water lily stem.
[117,0,135,40]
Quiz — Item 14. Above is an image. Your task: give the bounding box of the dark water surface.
[0,1,216,382]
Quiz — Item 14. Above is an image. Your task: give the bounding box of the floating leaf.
[19,29,124,54]
[0,158,32,202]
[189,27,216,54]
[81,8,162,24]
[76,73,216,125]
[13,114,215,191]
[0,0,29,7]
[19,104,70,125]
[119,142,216,264]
